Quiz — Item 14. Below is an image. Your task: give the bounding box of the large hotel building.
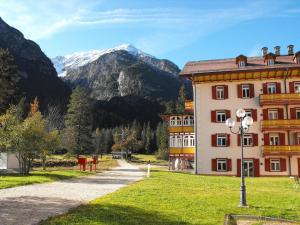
[180,45,300,177]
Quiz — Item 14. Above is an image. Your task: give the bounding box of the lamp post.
[226,109,253,207]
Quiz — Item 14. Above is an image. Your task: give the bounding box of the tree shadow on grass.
[42,203,192,225]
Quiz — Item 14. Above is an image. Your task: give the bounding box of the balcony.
[169,147,195,155]
[185,101,194,112]
[259,93,300,106]
[169,126,194,133]
[262,145,300,155]
[261,119,300,131]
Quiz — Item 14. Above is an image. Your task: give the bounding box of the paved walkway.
[0,160,144,225]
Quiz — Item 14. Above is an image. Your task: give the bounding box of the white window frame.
[243,134,253,147]
[169,135,176,147]
[216,111,226,123]
[183,135,195,147]
[189,135,195,147]
[170,116,182,126]
[270,159,280,172]
[267,83,276,94]
[238,60,246,68]
[217,159,227,172]
[183,116,194,126]
[294,82,300,93]
[242,84,250,98]
[269,134,280,146]
[216,86,225,99]
[176,135,182,147]
[245,110,252,118]
[217,134,227,147]
[268,109,278,120]
[267,59,275,66]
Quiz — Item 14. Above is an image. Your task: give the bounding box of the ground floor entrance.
[237,158,260,177]
[243,160,254,177]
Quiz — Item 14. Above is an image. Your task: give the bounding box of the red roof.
[180,54,300,76]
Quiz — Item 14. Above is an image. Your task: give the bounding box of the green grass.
[41,170,300,225]
[0,157,117,189]
[131,154,168,165]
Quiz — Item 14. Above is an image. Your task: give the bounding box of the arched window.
[170,116,182,126]
[176,135,182,147]
[176,116,182,126]
[183,116,189,126]
[183,135,189,147]
[170,136,176,147]
[189,135,195,147]
[190,116,194,126]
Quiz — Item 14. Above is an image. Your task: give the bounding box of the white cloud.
[0,0,294,55]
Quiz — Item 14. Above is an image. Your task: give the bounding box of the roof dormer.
[264,52,276,66]
[294,51,300,64]
[235,55,247,68]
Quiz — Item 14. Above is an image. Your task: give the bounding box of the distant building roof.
[180,54,300,76]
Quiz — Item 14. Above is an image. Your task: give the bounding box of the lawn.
[0,157,117,189]
[41,169,300,225]
[130,154,168,166]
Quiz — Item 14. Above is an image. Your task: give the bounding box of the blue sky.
[1,0,300,68]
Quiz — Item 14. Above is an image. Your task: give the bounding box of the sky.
[1,0,300,68]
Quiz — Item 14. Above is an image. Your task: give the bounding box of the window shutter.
[211,159,217,171]
[279,133,285,145]
[227,159,232,171]
[262,83,268,94]
[265,158,270,172]
[280,158,287,172]
[298,158,300,176]
[211,134,217,147]
[252,109,257,121]
[253,133,258,146]
[295,132,298,145]
[276,82,281,94]
[224,85,228,99]
[249,84,255,98]
[237,84,242,98]
[254,159,260,177]
[226,110,231,119]
[227,134,230,147]
[263,109,268,120]
[264,133,269,145]
[212,86,217,99]
[290,108,296,119]
[211,110,216,122]
[237,159,241,177]
[237,134,241,146]
[278,108,284,120]
[289,82,295,93]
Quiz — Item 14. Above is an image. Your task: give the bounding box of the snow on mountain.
[52,44,155,77]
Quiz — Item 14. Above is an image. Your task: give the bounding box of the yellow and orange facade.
[161,101,195,169]
[180,45,300,177]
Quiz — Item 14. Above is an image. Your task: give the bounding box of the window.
[183,136,189,147]
[183,135,195,147]
[217,159,227,171]
[267,59,274,66]
[245,110,252,118]
[242,84,250,98]
[268,109,278,120]
[170,136,176,147]
[169,135,183,147]
[238,60,246,68]
[189,135,195,147]
[295,82,300,93]
[216,86,225,99]
[270,135,279,146]
[267,83,276,94]
[217,134,227,147]
[216,111,226,123]
[176,135,182,147]
[243,134,253,146]
[170,116,182,126]
[296,109,300,119]
[270,159,280,172]
[183,116,194,126]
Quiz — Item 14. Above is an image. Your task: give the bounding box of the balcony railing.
[260,93,300,106]
[169,147,195,155]
[262,145,300,155]
[261,119,300,131]
[169,125,194,133]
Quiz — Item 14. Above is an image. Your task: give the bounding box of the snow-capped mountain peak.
[52,44,154,77]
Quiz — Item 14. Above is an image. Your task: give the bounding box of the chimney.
[287,45,294,55]
[274,46,280,56]
[261,47,268,56]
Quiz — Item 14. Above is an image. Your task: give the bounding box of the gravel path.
[0,160,144,225]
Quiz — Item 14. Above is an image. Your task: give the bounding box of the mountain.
[52,44,190,101]
[0,17,70,109]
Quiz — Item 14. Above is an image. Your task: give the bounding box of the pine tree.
[64,87,93,156]
[165,101,176,114]
[0,49,19,111]
[176,85,187,113]
[145,122,153,154]
[157,122,169,160]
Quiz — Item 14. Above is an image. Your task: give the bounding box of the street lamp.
[226,108,253,207]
